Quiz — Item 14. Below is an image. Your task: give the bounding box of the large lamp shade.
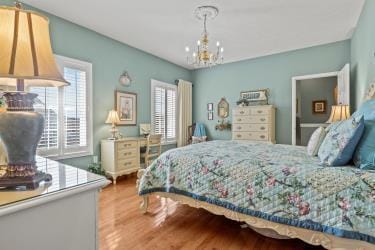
[327,105,350,123]
[0,4,68,88]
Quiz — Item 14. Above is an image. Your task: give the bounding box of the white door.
[337,64,350,105]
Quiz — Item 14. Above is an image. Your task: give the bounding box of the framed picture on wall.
[115,90,137,125]
[208,112,213,120]
[207,103,213,111]
[312,100,327,114]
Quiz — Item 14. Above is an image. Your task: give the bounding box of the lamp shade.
[106,110,120,124]
[0,4,69,87]
[327,105,350,123]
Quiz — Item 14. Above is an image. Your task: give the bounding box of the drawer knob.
[237,126,242,130]
[237,134,242,138]
[260,135,265,139]
[257,110,263,114]
[237,119,242,122]
[260,118,266,122]
[240,111,244,114]
[260,126,266,130]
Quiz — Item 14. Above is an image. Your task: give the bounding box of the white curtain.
[177,80,192,147]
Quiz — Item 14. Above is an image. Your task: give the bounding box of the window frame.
[151,79,178,145]
[35,55,93,160]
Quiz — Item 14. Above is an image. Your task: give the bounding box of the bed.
[137,85,375,250]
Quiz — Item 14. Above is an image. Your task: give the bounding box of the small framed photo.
[208,112,213,120]
[312,100,327,114]
[115,90,137,125]
[207,103,213,111]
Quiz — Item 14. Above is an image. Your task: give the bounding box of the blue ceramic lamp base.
[0,92,51,189]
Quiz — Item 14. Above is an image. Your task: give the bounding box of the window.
[151,79,177,144]
[30,55,93,159]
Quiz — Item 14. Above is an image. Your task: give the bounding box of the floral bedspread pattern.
[138,141,375,244]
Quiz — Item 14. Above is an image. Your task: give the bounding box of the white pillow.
[306,127,326,156]
[192,136,207,144]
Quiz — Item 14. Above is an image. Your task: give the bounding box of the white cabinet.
[101,138,141,184]
[232,105,276,143]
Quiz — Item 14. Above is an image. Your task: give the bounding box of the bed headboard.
[365,82,375,100]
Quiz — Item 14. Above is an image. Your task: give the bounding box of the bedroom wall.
[191,41,350,144]
[351,0,375,109]
[0,0,192,168]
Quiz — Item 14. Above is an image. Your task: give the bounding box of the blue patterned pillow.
[353,121,375,170]
[352,99,375,121]
[318,116,365,166]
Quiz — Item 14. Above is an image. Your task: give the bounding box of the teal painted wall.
[191,41,350,144]
[0,1,191,168]
[351,0,375,109]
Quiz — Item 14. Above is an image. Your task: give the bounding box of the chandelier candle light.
[185,6,224,68]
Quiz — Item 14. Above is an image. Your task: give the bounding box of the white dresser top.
[0,156,109,216]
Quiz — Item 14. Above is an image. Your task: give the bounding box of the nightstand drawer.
[232,124,269,132]
[232,132,269,141]
[117,148,138,160]
[117,141,138,150]
[117,158,138,171]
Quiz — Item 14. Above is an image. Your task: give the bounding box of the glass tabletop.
[0,156,106,207]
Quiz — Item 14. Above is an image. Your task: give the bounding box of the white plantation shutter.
[151,80,177,144]
[30,55,92,159]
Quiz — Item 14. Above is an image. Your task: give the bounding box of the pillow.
[318,116,365,166]
[352,99,375,121]
[306,127,326,156]
[192,136,207,144]
[353,121,375,170]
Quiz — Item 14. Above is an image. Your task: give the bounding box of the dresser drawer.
[233,115,269,124]
[250,107,271,115]
[233,108,250,116]
[233,132,269,141]
[117,157,138,171]
[116,141,138,151]
[232,124,269,132]
[117,147,138,160]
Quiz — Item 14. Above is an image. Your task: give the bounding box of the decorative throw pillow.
[192,136,207,144]
[353,121,375,170]
[318,116,365,166]
[352,99,375,121]
[306,127,326,156]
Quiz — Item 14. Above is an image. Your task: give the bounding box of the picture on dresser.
[240,89,269,105]
[115,91,137,125]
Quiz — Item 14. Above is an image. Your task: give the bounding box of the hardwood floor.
[99,175,325,250]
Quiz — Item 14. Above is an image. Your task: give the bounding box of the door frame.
[291,71,339,145]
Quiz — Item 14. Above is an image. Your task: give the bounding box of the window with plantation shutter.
[30,55,93,159]
[151,79,177,144]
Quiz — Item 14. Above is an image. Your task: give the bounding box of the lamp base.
[0,171,52,190]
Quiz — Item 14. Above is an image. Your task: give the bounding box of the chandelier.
[185,6,224,68]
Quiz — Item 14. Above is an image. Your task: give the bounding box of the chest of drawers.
[101,138,141,184]
[232,105,276,143]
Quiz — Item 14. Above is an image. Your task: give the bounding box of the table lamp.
[326,105,350,123]
[0,2,69,189]
[106,110,120,140]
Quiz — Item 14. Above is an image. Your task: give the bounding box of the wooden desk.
[101,137,147,184]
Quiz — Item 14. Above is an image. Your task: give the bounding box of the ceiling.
[22,0,365,69]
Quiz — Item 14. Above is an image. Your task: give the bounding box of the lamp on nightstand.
[327,105,350,123]
[0,2,69,189]
[106,110,120,140]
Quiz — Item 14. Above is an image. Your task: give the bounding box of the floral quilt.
[138,141,375,244]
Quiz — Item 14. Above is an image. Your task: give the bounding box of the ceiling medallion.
[185,6,224,68]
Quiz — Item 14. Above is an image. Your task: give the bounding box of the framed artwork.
[312,100,327,114]
[115,91,137,125]
[240,89,269,105]
[207,103,213,111]
[208,112,213,120]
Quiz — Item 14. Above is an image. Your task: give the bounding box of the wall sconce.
[119,71,132,86]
